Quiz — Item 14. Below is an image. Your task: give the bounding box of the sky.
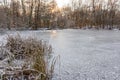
[0,0,119,8]
[0,0,71,8]
[0,0,70,7]
[55,0,70,8]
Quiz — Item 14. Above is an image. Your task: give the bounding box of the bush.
[6,35,52,59]
[1,35,56,80]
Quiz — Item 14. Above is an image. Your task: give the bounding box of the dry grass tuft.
[1,34,56,80]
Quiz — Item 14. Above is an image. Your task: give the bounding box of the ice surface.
[1,29,120,80]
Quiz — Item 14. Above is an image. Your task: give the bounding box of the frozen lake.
[1,29,120,80]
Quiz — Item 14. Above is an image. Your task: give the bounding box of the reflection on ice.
[52,30,57,34]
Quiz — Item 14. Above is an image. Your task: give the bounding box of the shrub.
[2,35,55,80]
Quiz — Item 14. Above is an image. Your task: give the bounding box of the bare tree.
[2,0,11,30]
[21,0,26,22]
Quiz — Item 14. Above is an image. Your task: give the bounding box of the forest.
[0,0,120,30]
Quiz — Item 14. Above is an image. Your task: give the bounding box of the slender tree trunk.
[21,0,26,22]
[28,0,34,28]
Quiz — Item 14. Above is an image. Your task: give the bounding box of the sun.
[55,0,70,8]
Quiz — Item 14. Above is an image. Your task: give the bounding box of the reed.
[3,35,56,80]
